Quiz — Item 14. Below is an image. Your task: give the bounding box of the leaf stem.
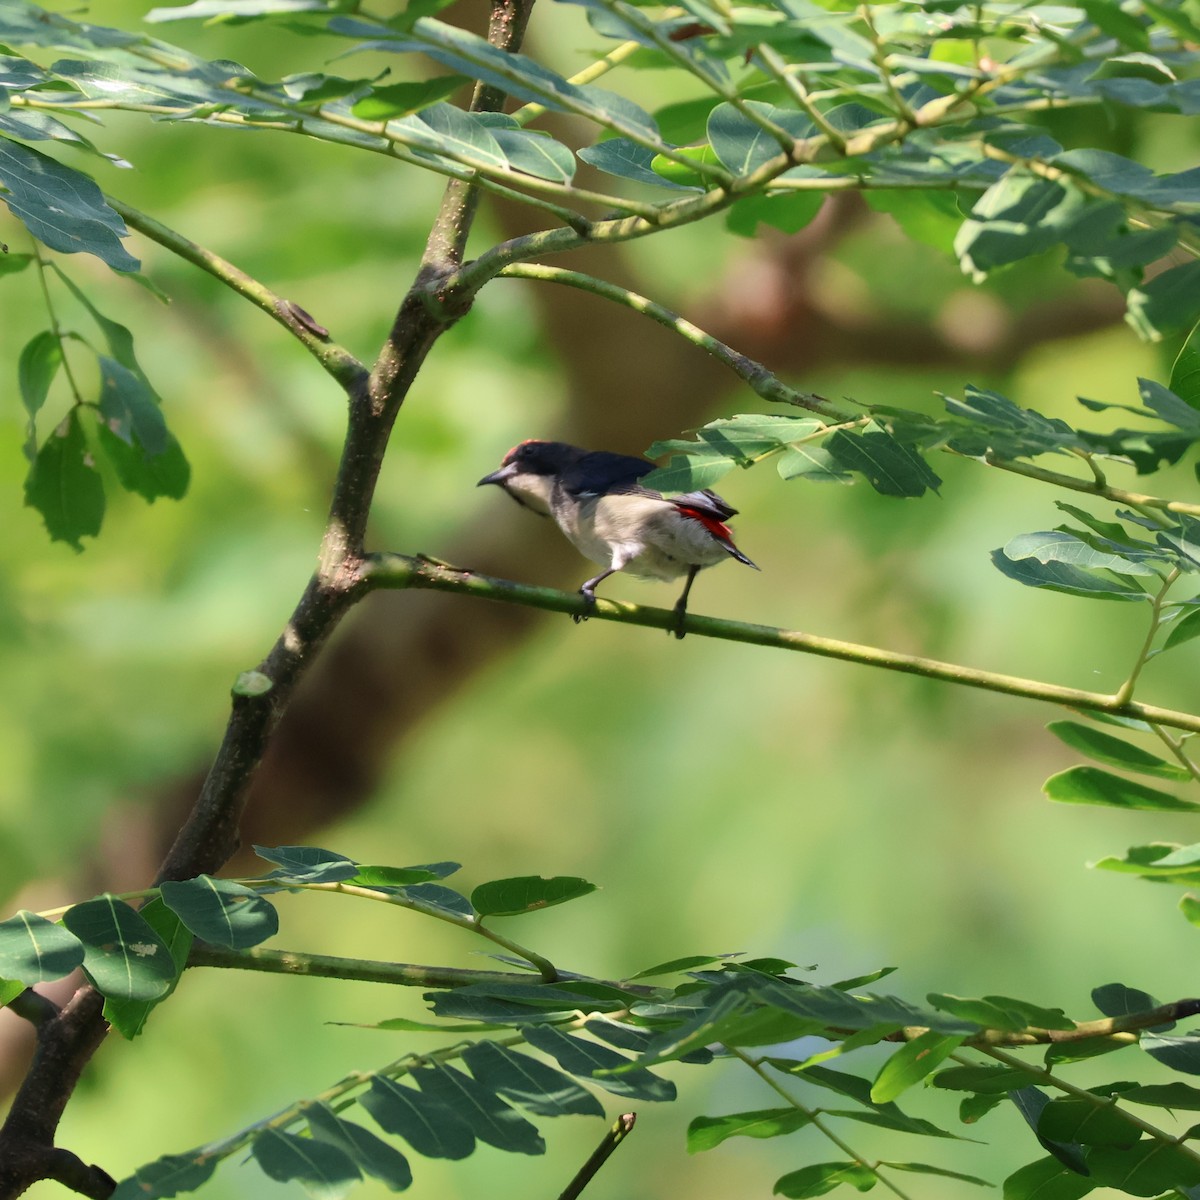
[363,554,1200,735]
[29,240,84,407]
[295,881,559,980]
[731,1049,918,1200]
[1113,568,1180,706]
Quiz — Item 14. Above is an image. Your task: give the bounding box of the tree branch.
[0,0,540,1191]
[364,554,1200,736]
[108,198,368,393]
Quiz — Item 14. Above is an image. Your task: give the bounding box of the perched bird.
[478,439,758,638]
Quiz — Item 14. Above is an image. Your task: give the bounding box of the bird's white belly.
[559,495,728,581]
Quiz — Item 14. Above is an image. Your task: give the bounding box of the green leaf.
[95,354,170,457]
[1044,766,1198,812]
[726,192,824,238]
[1127,261,1200,342]
[103,897,192,1040]
[251,1129,360,1198]
[488,126,576,184]
[628,954,728,980]
[306,1104,413,1192]
[61,896,178,1001]
[351,863,460,887]
[411,1062,544,1154]
[932,1066,1027,1094]
[359,1076,474,1159]
[927,994,1031,1033]
[0,977,23,1008]
[351,75,470,118]
[777,444,852,484]
[773,1161,877,1196]
[1080,0,1150,50]
[1121,1082,1200,1110]
[17,330,61,456]
[871,1032,965,1103]
[0,910,84,983]
[1010,1087,1089,1175]
[1038,1097,1139,1146]
[0,138,139,272]
[401,882,475,919]
[253,844,360,883]
[1141,1032,1200,1074]
[825,1107,959,1140]
[471,876,595,918]
[1045,722,1190,780]
[24,409,105,550]
[1164,607,1200,651]
[641,452,739,494]
[111,1151,217,1200]
[880,1161,991,1186]
[688,1108,812,1152]
[1005,531,1158,577]
[1001,1156,1093,1200]
[1181,894,1200,926]
[392,103,506,169]
[159,876,279,949]
[1091,982,1163,1020]
[149,0,341,20]
[1088,1138,1200,1194]
[521,1026,676,1102]
[0,251,33,276]
[577,138,698,191]
[461,1042,603,1118]
[96,423,191,502]
[1137,378,1200,430]
[825,421,941,498]
[956,174,1089,279]
[1169,320,1200,410]
[960,1093,1007,1124]
[707,100,812,175]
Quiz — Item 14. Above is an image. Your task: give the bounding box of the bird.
[477,439,758,639]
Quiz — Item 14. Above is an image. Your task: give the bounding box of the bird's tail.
[723,542,760,570]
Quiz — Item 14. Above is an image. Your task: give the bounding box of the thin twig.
[557,1114,637,1200]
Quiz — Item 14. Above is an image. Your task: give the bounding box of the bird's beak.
[477,463,518,488]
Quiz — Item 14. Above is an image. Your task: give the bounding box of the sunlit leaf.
[471,875,595,918]
[0,910,84,983]
[61,895,177,1002]
[160,876,279,949]
[1044,767,1198,812]
[688,1108,812,1152]
[773,1160,877,1196]
[871,1032,965,1104]
[1045,721,1190,780]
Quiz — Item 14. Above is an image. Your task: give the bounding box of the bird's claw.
[573,591,597,625]
[671,605,688,640]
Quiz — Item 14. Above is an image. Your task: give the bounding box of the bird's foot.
[573,590,597,625]
[671,603,688,640]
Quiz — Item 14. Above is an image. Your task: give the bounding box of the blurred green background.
[3,2,1200,1196]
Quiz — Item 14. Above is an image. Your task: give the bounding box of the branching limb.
[108,199,368,393]
[363,554,1200,736]
[498,263,839,416]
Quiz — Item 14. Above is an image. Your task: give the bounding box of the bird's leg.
[575,568,616,624]
[671,567,700,640]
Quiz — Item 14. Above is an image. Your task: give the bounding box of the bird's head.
[477,440,584,515]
